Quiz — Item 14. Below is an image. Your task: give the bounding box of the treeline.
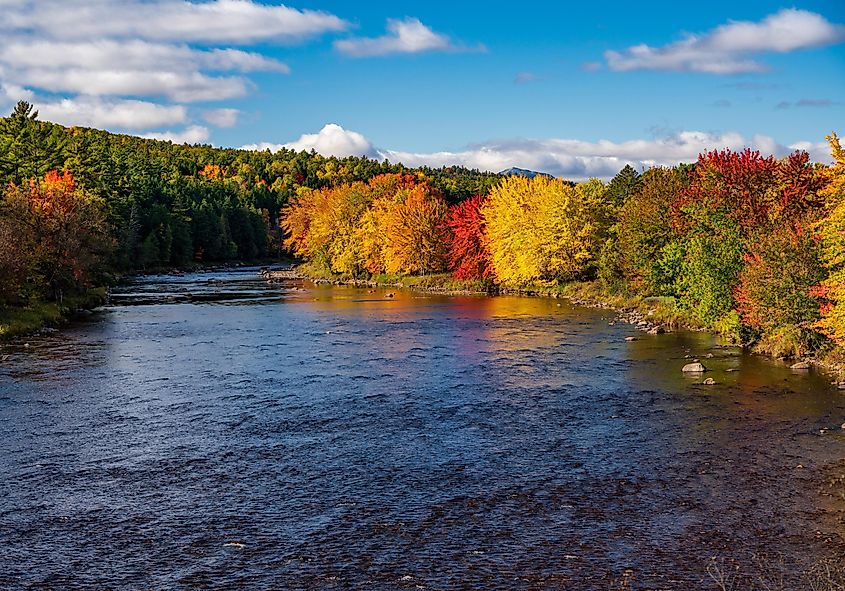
[0,101,500,307]
[284,136,845,357]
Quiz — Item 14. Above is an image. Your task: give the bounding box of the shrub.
[735,219,826,354]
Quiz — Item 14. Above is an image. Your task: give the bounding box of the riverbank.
[0,287,108,340]
[268,264,845,378]
[263,265,706,336]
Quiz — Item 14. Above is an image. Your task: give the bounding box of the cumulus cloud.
[35,97,188,129]
[244,125,834,181]
[1,0,348,43]
[0,40,289,74]
[0,0,344,133]
[12,68,251,103]
[604,9,845,74]
[242,123,378,158]
[202,108,240,128]
[335,17,481,57]
[142,125,210,144]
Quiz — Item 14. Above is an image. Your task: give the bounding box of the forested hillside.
[0,101,499,310]
[284,136,845,358]
[3,98,845,360]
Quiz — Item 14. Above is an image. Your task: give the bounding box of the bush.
[673,211,744,325]
[735,220,826,354]
[616,167,688,294]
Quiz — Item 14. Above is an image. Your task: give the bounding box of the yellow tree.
[811,133,845,345]
[482,175,608,286]
[381,184,450,274]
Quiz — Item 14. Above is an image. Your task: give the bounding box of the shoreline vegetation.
[267,261,845,380]
[278,135,845,381]
[0,288,108,340]
[2,98,845,383]
[0,259,283,340]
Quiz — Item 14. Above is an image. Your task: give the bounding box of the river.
[1,267,843,589]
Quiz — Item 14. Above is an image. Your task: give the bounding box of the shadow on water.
[0,268,843,589]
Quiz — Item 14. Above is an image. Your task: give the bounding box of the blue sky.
[0,0,843,178]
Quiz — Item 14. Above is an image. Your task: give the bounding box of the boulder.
[682,362,707,373]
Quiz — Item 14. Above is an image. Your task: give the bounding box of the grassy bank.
[0,288,108,340]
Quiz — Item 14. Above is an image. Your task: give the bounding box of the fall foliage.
[482,176,610,286]
[0,170,110,303]
[446,195,491,280]
[811,133,845,347]
[283,174,449,275]
[3,100,845,359]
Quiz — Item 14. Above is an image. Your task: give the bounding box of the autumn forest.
[2,101,845,360]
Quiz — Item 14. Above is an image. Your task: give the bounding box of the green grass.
[0,287,107,340]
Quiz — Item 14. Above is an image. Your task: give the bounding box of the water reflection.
[0,268,843,589]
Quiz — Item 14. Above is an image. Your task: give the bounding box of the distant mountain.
[498,167,553,179]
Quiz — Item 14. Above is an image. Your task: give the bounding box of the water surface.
[1,268,843,589]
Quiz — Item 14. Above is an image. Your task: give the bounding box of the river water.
[1,268,843,590]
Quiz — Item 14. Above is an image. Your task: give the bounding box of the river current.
[1,268,843,589]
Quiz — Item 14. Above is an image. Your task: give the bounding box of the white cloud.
[243,123,378,158]
[0,38,287,103]
[0,40,288,74]
[335,17,479,57]
[244,125,834,181]
[0,81,34,103]
[0,0,345,135]
[788,140,833,163]
[1,0,348,44]
[142,125,210,144]
[13,68,250,103]
[35,97,188,129]
[202,108,240,128]
[604,9,845,74]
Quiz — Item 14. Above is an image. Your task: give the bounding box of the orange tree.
[1,170,111,302]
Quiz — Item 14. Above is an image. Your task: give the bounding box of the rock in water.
[702,378,716,385]
[625,336,637,342]
[682,362,707,373]
[790,361,811,370]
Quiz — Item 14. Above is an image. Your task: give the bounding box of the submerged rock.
[702,378,716,385]
[682,362,707,373]
[625,336,637,342]
[790,361,811,370]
